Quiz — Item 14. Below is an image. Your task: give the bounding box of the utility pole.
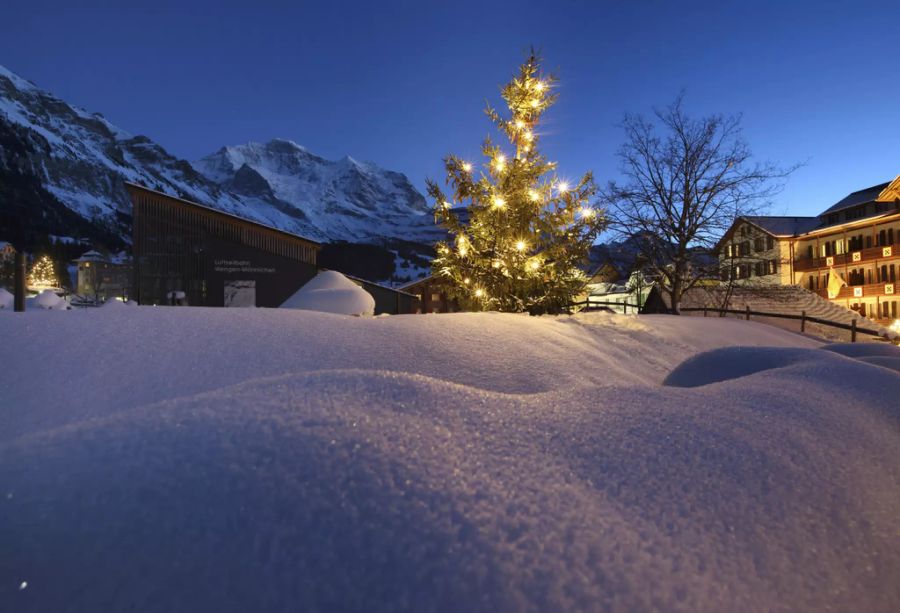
[14,251,26,312]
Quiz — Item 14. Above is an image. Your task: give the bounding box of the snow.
[0,287,12,309]
[1,309,898,612]
[30,289,63,309]
[280,270,375,316]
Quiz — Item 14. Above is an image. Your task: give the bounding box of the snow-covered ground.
[1,308,898,612]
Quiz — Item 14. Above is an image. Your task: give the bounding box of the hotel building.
[718,176,900,322]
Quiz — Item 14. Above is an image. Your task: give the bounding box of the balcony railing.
[814,282,898,300]
[794,244,898,271]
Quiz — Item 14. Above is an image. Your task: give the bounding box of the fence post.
[745,305,750,321]
[851,318,857,343]
[801,310,806,333]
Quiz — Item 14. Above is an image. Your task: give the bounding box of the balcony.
[794,244,898,272]
[815,282,898,300]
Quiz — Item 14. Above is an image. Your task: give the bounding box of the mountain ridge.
[0,64,441,250]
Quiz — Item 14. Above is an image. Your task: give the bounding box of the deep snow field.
[1,307,899,612]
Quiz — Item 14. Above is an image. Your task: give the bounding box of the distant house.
[400,275,460,314]
[74,250,132,301]
[0,241,15,262]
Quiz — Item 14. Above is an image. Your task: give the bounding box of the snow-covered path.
[1,309,898,612]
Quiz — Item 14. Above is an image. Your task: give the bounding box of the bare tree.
[603,95,796,313]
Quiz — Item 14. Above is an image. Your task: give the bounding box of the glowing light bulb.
[515,240,527,252]
[557,181,569,193]
[474,288,484,297]
[527,189,540,202]
[442,201,452,209]
[580,207,595,219]
[464,277,471,284]
[492,195,506,208]
[461,162,473,173]
[529,259,541,271]
[514,119,525,129]
[523,130,533,141]
[529,99,540,108]
[492,259,501,268]
[535,81,546,92]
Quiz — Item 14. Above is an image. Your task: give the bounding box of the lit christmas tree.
[427,53,606,314]
[28,254,59,290]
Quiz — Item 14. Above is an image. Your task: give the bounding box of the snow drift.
[1,309,898,612]
[280,270,375,316]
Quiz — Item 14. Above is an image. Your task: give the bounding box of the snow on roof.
[280,270,375,316]
[819,181,891,216]
[75,250,107,262]
[740,215,820,237]
[1,309,898,610]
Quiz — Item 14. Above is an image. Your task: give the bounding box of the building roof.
[818,182,891,216]
[740,216,820,237]
[125,182,321,248]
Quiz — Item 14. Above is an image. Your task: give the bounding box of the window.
[766,236,774,250]
[754,237,765,252]
[431,293,440,302]
[768,260,777,275]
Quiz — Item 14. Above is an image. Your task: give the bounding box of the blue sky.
[3,0,899,217]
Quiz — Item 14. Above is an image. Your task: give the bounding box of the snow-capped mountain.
[0,64,440,246]
[193,140,442,243]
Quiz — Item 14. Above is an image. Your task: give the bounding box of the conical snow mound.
[0,287,13,309]
[280,271,375,316]
[32,289,63,310]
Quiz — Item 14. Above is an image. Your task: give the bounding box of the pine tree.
[427,53,606,314]
[28,254,59,290]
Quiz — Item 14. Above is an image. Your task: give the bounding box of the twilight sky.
[3,0,899,217]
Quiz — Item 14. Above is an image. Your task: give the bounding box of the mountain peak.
[0,64,39,93]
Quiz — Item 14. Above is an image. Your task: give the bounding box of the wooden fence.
[572,300,890,343]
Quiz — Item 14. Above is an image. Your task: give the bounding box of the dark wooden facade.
[400,275,459,313]
[128,183,320,307]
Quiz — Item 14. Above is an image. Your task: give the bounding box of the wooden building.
[129,183,320,307]
[400,275,459,314]
[717,176,900,322]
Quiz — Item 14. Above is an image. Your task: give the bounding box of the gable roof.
[740,216,819,237]
[819,181,891,216]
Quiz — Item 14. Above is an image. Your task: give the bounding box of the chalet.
[399,275,459,314]
[718,176,900,322]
